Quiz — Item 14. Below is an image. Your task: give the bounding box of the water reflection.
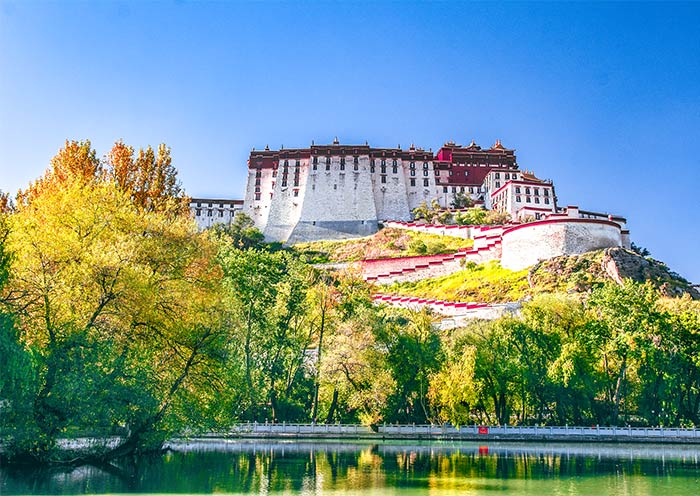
[3,440,700,495]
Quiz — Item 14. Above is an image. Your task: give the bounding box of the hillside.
[529,247,699,298]
[383,248,698,303]
[293,227,473,264]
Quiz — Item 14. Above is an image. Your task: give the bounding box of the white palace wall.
[287,155,380,244]
[500,218,623,271]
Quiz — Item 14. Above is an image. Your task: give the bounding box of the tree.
[217,247,314,421]
[378,309,443,423]
[584,281,666,425]
[451,191,474,209]
[3,148,228,461]
[0,190,13,213]
[17,140,101,206]
[484,209,511,225]
[107,140,189,215]
[455,207,487,226]
[209,212,265,250]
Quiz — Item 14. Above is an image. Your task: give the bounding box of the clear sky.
[1,1,698,282]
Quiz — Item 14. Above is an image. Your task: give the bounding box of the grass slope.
[293,227,473,264]
[385,260,530,303]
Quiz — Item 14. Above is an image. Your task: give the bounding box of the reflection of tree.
[2,443,697,493]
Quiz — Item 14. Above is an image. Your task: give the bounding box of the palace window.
[354,164,358,171]
[272,171,277,178]
[410,170,416,176]
[443,187,448,193]
[313,157,318,165]
[515,187,521,194]
[284,160,288,166]
[495,182,500,188]
[423,162,428,169]
[516,196,521,202]
[219,210,224,217]
[526,196,531,203]
[512,174,518,180]
[460,187,465,192]
[340,157,345,166]
[495,172,500,179]
[255,193,261,200]
[535,197,540,204]
[255,170,262,178]
[534,189,539,196]
[392,160,397,167]
[294,178,299,186]
[544,189,549,196]
[371,159,375,166]
[281,181,287,187]
[424,179,430,187]
[392,165,398,174]
[296,160,300,167]
[196,209,201,216]
[340,163,345,171]
[293,190,299,197]
[381,165,386,174]
[326,157,331,165]
[410,162,415,169]
[423,170,428,176]
[545,198,550,204]
[410,178,416,186]
[452,187,457,193]
[469,187,474,193]
[525,187,531,194]
[435,170,440,176]
[353,156,359,164]
[505,173,510,179]
[381,175,387,184]
[207,210,213,217]
[255,187,260,193]
[370,165,375,173]
[326,163,330,171]
[381,159,386,166]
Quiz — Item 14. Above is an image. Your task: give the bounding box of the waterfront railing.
[208,422,700,441]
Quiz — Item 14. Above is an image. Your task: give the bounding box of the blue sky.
[1,1,699,282]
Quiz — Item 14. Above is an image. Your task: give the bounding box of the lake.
[2,439,700,495]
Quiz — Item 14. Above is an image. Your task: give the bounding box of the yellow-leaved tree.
[2,141,230,462]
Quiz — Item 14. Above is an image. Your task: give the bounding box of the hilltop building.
[242,139,529,243]
[189,138,629,264]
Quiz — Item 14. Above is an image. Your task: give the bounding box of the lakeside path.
[194,423,700,444]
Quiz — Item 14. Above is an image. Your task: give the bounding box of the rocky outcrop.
[529,248,699,299]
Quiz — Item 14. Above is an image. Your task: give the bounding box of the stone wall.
[287,155,379,243]
[500,218,622,271]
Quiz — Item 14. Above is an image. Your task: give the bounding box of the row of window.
[516,196,551,205]
[195,209,237,217]
[514,186,549,196]
[493,172,519,180]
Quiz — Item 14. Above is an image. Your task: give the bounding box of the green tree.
[210,212,265,250]
[3,145,229,461]
[455,207,487,226]
[451,191,474,209]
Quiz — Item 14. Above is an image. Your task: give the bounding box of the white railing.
[218,423,700,440]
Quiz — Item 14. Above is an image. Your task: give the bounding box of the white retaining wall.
[500,218,623,271]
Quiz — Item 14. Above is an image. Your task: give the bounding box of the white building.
[189,198,244,230]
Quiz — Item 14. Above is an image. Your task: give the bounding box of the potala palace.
[190,138,630,272]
